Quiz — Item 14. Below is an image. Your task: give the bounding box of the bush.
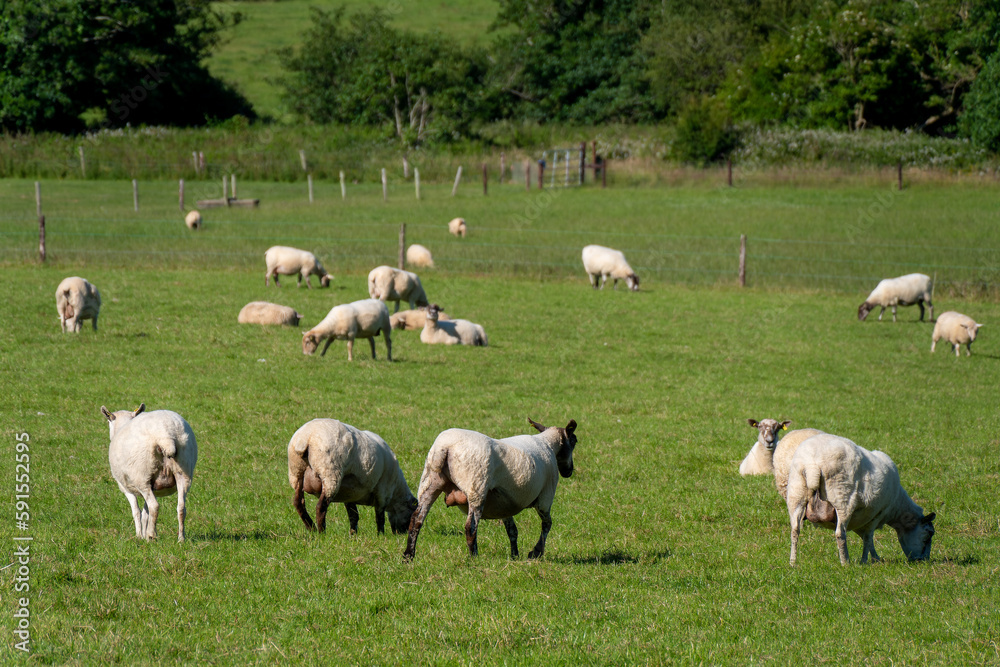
[960,50,1000,154]
[672,97,738,165]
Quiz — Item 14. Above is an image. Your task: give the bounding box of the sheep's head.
[100,403,146,440]
[963,322,983,342]
[626,274,640,292]
[531,418,578,478]
[747,418,790,452]
[302,333,319,355]
[320,274,332,288]
[896,512,936,561]
[390,496,419,535]
[858,301,873,321]
[426,304,441,323]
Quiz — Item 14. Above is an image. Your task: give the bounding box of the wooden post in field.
[198,152,205,173]
[192,151,199,176]
[308,174,314,204]
[592,141,597,176]
[382,168,388,202]
[579,142,586,184]
[727,158,733,187]
[602,159,607,188]
[398,223,406,270]
[526,161,531,191]
[79,146,86,178]
[897,159,903,191]
[482,163,488,196]
[415,168,421,200]
[231,174,237,199]
[451,166,462,196]
[403,156,410,179]
[39,215,46,263]
[299,150,307,172]
[179,179,185,211]
[340,171,346,200]
[222,175,228,201]
[35,181,41,218]
[538,161,544,189]
[132,179,139,211]
[500,152,505,185]
[739,234,747,287]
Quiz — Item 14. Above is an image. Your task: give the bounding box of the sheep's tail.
[288,438,310,490]
[154,437,178,461]
[804,465,822,495]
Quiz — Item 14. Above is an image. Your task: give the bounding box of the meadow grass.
[1,180,999,664]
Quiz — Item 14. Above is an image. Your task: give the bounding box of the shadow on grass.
[191,529,276,542]
[938,554,980,566]
[553,548,671,566]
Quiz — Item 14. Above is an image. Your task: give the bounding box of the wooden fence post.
[231,174,237,200]
[382,168,388,202]
[179,179,184,211]
[579,142,586,184]
[897,159,903,191]
[132,179,139,212]
[538,161,544,189]
[39,215,46,263]
[35,181,41,218]
[308,174,314,204]
[739,234,747,287]
[601,159,607,188]
[727,158,733,187]
[500,152,505,185]
[415,168,421,200]
[482,163,488,196]
[398,223,406,270]
[79,146,86,178]
[451,166,463,196]
[340,171,346,200]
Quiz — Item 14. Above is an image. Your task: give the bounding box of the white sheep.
[857,273,933,322]
[184,210,202,230]
[932,311,983,357]
[403,417,578,561]
[237,301,302,326]
[302,298,391,361]
[448,217,467,238]
[582,244,639,291]
[739,418,792,476]
[787,433,936,565]
[56,276,101,333]
[406,244,435,268]
[264,245,332,288]
[367,265,429,313]
[420,303,487,346]
[287,418,417,535]
[390,306,451,331]
[100,403,198,542]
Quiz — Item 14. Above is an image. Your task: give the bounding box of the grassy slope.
[208,0,503,119]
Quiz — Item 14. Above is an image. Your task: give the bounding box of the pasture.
[2,177,999,663]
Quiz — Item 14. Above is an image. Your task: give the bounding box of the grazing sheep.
[367,265,429,313]
[406,244,435,268]
[932,311,983,357]
[582,244,639,291]
[56,276,101,333]
[787,433,935,565]
[403,418,578,561]
[420,303,487,346]
[857,273,933,322]
[264,245,332,288]
[302,299,391,362]
[184,210,202,230]
[237,301,302,326]
[100,403,197,542]
[448,217,467,238]
[287,419,417,535]
[390,306,451,331]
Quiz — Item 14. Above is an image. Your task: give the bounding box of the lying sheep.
[858,273,933,322]
[582,244,639,291]
[420,303,487,346]
[302,299,391,361]
[739,418,792,476]
[367,265,429,313]
[932,311,983,357]
[406,244,435,268]
[403,417,578,561]
[287,419,417,535]
[264,245,332,288]
[448,217,467,238]
[237,301,302,326]
[787,433,935,565]
[56,276,101,333]
[100,403,198,542]
[390,306,450,331]
[184,210,202,231]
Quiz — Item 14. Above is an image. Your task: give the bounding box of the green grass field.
[2,179,999,663]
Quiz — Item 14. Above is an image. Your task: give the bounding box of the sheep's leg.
[917,301,925,321]
[346,503,360,535]
[878,306,886,321]
[315,494,331,533]
[368,336,377,360]
[403,480,446,562]
[384,327,392,362]
[528,508,552,559]
[789,502,807,566]
[320,337,335,357]
[860,532,881,564]
[92,313,99,331]
[931,337,938,353]
[502,517,519,559]
[599,274,607,290]
[139,489,160,540]
[175,474,190,543]
[346,338,354,362]
[464,504,483,556]
[292,480,316,531]
[588,273,598,289]
[297,273,303,288]
[966,342,973,356]
[954,343,961,357]
[119,484,144,538]
[376,508,386,535]
[834,513,850,565]
[393,300,400,314]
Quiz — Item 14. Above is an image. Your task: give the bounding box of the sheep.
[390,306,451,331]
[264,245,332,288]
[56,276,101,333]
[302,298,391,362]
[184,210,202,230]
[739,418,792,476]
[420,303,487,346]
[857,273,933,322]
[403,417,578,562]
[448,217,467,238]
[237,301,302,326]
[932,311,983,357]
[787,433,936,565]
[406,244,435,268]
[99,403,197,542]
[288,418,417,535]
[367,265,429,314]
[582,244,639,291]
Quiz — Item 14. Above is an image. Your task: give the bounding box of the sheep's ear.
[101,406,114,422]
[133,403,146,417]
[923,513,936,523]
[528,418,546,433]
[565,419,577,435]
[781,420,791,430]
[747,419,759,428]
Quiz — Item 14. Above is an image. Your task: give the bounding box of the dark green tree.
[960,49,1000,151]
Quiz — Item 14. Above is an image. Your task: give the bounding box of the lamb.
[56,276,101,333]
[403,417,578,562]
[582,244,639,291]
[857,273,933,322]
[302,298,391,361]
[420,303,487,346]
[448,217,467,238]
[406,244,435,268]
[786,433,936,565]
[184,210,202,230]
[367,265,429,313]
[287,418,417,535]
[100,403,198,542]
[390,306,451,331]
[264,245,332,288]
[237,301,302,326]
[931,311,983,357]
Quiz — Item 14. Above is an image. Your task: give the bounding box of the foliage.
[960,49,1000,152]
[671,96,738,165]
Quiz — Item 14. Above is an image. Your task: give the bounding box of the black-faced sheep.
[582,244,639,291]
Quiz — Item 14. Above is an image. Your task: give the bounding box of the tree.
[960,49,1000,151]
[0,0,253,134]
